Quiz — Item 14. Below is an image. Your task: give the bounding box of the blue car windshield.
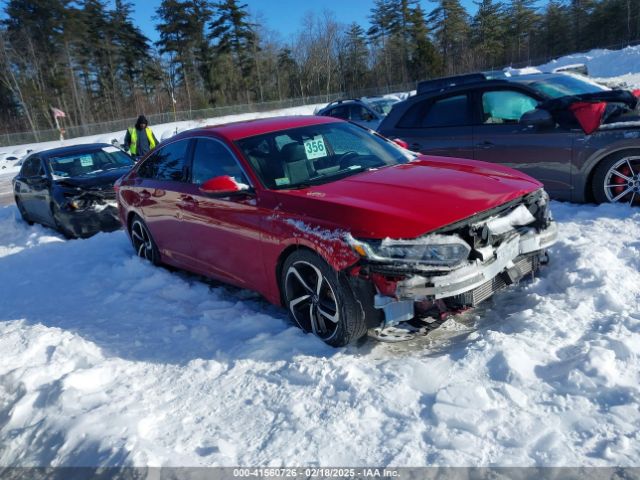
[236,122,411,189]
[526,75,608,99]
[49,147,133,178]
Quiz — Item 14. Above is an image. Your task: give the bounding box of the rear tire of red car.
[130,215,160,265]
[592,149,640,205]
[281,249,367,347]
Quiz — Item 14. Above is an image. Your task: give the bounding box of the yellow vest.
[128,127,156,155]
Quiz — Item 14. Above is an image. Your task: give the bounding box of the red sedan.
[116,116,557,346]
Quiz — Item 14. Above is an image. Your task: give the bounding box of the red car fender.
[261,214,361,305]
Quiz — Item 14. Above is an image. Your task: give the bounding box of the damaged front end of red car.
[342,189,557,339]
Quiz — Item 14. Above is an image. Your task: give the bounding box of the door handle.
[178,195,199,211]
[476,141,495,149]
[180,195,197,205]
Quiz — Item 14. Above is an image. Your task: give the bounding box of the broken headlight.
[62,191,92,211]
[347,234,471,267]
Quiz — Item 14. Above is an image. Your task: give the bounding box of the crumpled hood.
[55,167,130,191]
[271,156,542,239]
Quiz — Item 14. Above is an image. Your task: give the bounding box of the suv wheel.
[592,150,640,205]
[281,249,367,347]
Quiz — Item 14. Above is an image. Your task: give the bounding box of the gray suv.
[378,72,640,204]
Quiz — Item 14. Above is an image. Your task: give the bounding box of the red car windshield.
[235,122,410,189]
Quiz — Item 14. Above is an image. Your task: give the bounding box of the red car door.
[176,137,268,290]
[135,139,193,265]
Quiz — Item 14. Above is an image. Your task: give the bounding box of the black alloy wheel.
[281,249,367,347]
[130,216,159,264]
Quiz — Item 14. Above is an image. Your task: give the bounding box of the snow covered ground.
[1,47,640,468]
[1,201,639,467]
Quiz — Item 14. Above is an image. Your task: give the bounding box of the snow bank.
[1,201,639,467]
[538,45,640,79]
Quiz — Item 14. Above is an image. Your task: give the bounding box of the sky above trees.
[115,0,480,42]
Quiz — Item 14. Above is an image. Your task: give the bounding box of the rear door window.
[350,104,373,121]
[326,105,349,119]
[138,140,190,181]
[21,157,44,177]
[398,94,472,128]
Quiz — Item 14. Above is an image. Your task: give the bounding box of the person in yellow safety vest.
[123,115,158,160]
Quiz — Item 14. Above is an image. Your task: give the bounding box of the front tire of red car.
[592,149,640,205]
[281,249,367,347]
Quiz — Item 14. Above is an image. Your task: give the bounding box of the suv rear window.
[397,95,471,128]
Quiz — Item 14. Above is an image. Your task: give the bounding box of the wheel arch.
[126,210,138,233]
[275,244,317,305]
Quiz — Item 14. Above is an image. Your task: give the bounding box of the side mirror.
[199,175,251,196]
[29,175,50,186]
[392,138,409,149]
[519,109,555,129]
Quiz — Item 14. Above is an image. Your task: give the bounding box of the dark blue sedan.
[12,143,134,238]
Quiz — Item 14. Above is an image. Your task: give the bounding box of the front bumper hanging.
[372,221,558,327]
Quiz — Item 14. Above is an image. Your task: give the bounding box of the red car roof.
[187,115,342,141]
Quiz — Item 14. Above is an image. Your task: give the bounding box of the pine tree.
[471,0,506,68]
[368,0,397,86]
[276,48,299,99]
[111,0,151,95]
[542,0,572,57]
[570,0,595,50]
[4,0,73,127]
[208,0,257,104]
[156,0,212,111]
[341,23,369,93]
[505,0,540,63]
[407,4,443,79]
[428,0,471,74]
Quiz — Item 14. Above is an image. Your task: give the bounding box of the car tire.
[15,197,33,225]
[50,203,74,238]
[129,215,160,265]
[592,149,640,205]
[281,249,367,347]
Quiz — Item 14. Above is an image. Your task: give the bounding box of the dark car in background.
[316,97,400,130]
[378,71,640,205]
[13,143,134,238]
